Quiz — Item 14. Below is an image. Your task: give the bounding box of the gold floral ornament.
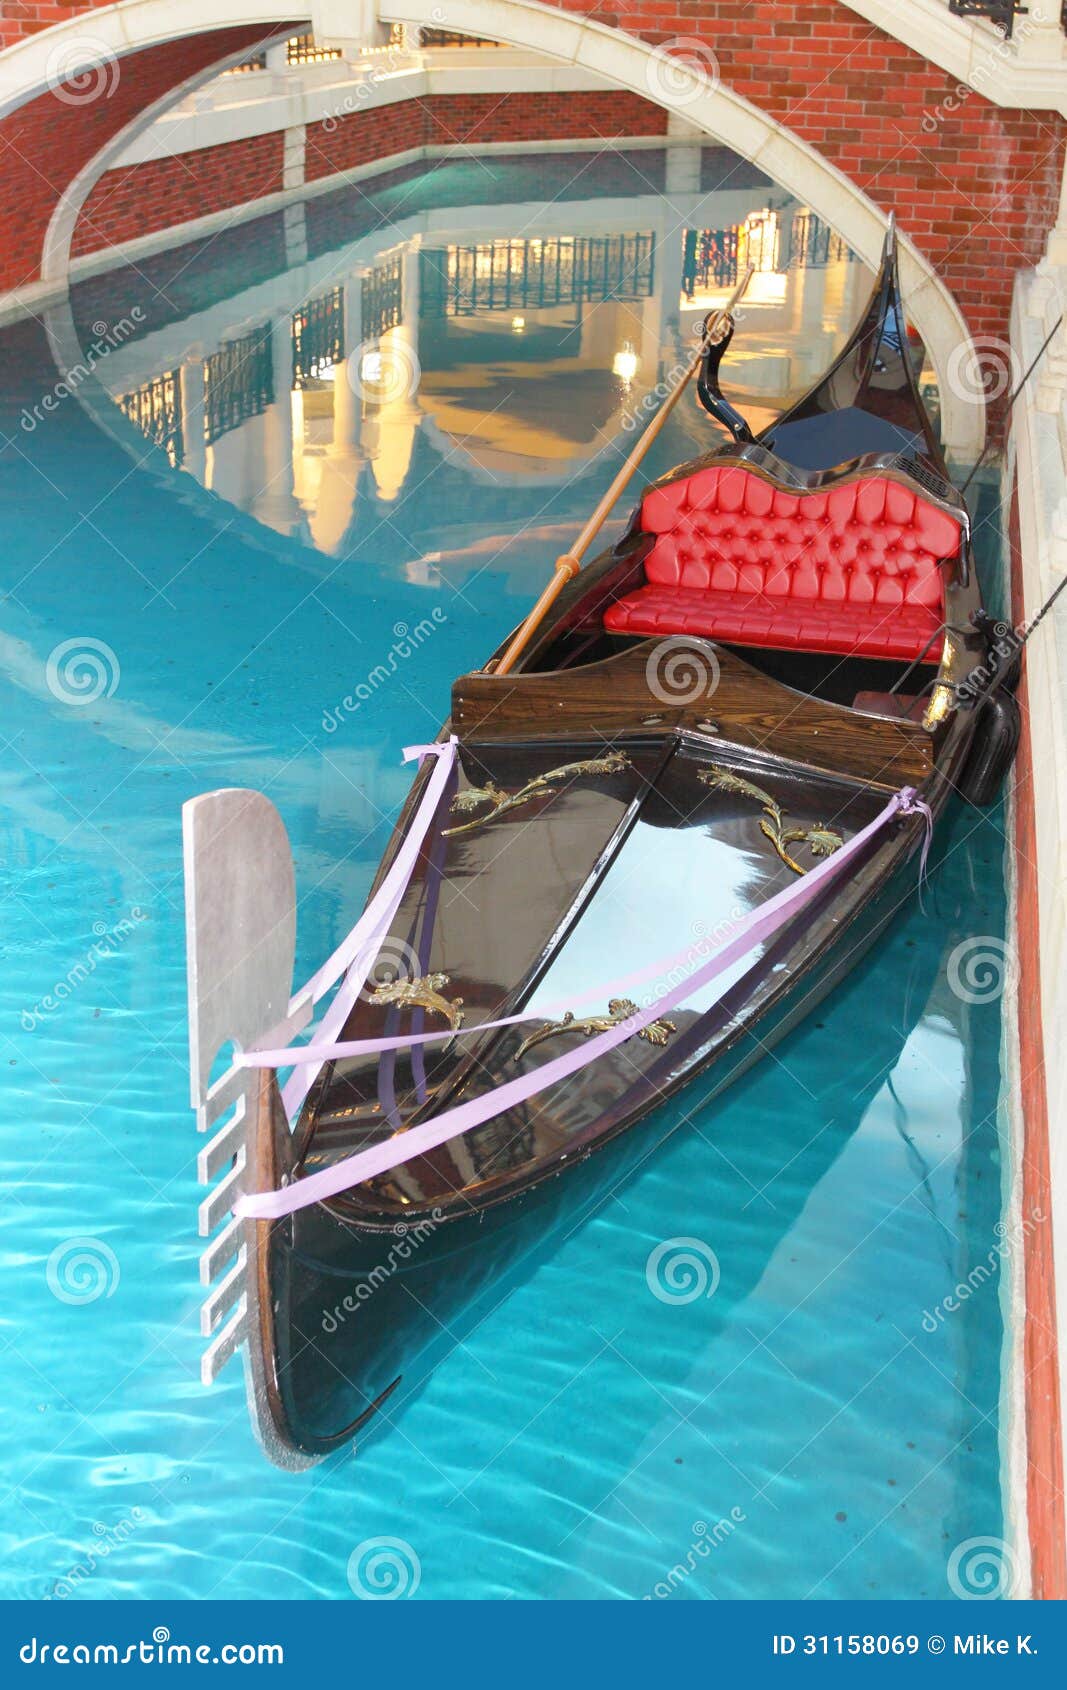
[514,998,676,1063]
[444,751,632,838]
[698,765,843,875]
[367,971,465,1049]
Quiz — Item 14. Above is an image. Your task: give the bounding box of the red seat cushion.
[604,464,958,662]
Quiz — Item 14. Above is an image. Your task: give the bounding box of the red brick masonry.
[2,0,1062,353]
[0,24,294,290]
[70,90,669,254]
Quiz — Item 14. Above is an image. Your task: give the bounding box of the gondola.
[184,226,1018,1467]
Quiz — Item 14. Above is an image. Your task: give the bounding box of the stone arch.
[0,0,982,456]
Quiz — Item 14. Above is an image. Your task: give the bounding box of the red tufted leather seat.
[603,464,959,661]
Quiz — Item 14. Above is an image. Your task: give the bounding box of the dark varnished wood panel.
[452,641,932,789]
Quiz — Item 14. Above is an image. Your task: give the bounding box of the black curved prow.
[760,219,946,475]
[696,316,755,445]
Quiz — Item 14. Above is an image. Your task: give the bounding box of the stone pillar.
[179,353,207,483]
[251,314,303,533]
[311,0,387,53]
[328,273,362,456]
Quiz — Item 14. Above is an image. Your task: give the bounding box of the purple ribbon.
[236,782,928,1223]
[276,738,457,1122]
[899,787,933,910]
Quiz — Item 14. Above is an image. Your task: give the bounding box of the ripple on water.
[0,155,1008,1598]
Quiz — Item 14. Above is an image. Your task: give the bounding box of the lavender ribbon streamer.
[237,783,926,1223]
[277,737,457,1122]
[902,790,934,911]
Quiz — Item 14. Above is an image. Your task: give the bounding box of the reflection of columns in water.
[251,313,304,534]
[312,273,366,554]
[368,242,422,504]
[654,205,687,372]
[179,353,206,481]
[330,273,363,457]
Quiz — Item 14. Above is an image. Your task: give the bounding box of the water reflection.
[92,149,939,560]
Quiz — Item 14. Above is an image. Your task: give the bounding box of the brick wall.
[67,91,666,252]
[545,0,1065,350]
[304,88,667,182]
[0,23,291,290]
[1,0,1064,354]
[72,130,286,255]
[0,1,115,52]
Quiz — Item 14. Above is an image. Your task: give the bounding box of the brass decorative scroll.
[698,765,844,875]
[444,751,632,838]
[514,997,676,1064]
[367,971,465,1039]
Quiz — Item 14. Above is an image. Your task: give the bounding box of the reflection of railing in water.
[789,210,855,269]
[204,325,274,445]
[292,287,345,388]
[116,370,183,467]
[682,211,854,296]
[421,234,655,317]
[363,254,403,340]
[681,228,739,296]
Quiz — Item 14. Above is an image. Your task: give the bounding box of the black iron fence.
[292,287,345,388]
[682,212,854,297]
[362,254,404,340]
[420,235,656,318]
[204,325,274,445]
[116,370,183,466]
[947,2,1030,38]
[788,211,855,269]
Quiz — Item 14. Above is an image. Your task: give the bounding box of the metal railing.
[947,2,1029,38]
[204,326,274,445]
[292,287,345,388]
[421,235,656,318]
[116,371,183,466]
[363,254,404,340]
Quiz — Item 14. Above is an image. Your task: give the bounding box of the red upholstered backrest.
[639,466,960,611]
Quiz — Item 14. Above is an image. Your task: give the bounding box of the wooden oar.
[492,264,755,677]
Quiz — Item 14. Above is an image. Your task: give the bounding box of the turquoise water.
[1,149,1010,1601]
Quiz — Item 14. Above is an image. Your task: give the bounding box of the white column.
[312,0,387,52]
[251,314,303,533]
[330,273,363,457]
[179,353,206,482]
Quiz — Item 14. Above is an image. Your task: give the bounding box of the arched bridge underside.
[2,0,1065,460]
